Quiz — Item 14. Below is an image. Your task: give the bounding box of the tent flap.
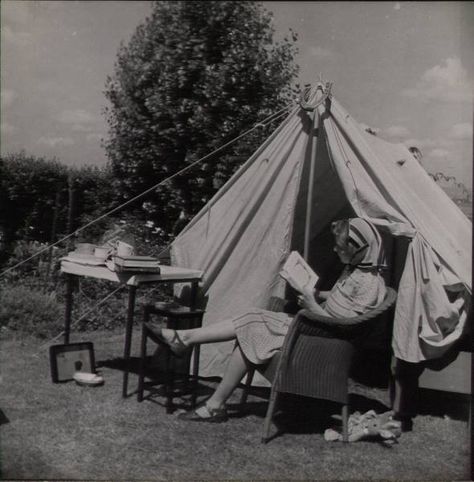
[171,103,315,378]
[392,234,468,362]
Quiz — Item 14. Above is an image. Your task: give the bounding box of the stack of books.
[112,255,161,273]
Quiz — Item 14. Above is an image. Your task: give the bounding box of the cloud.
[57,109,98,132]
[383,125,410,138]
[449,123,472,140]
[393,2,401,10]
[1,25,33,46]
[402,138,437,150]
[1,1,30,26]
[37,136,75,148]
[402,57,473,103]
[58,109,96,124]
[86,133,104,142]
[1,89,18,107]
[308,46,334,60]
[360,123,380,135]
[1,122,16,134]
[429,148,450,159]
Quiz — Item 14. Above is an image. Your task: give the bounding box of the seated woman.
[147,217,387,422]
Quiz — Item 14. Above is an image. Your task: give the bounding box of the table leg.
[190,281,201,407]
[165,346,174,414]
[191,344,200,408]
[122,285,137,398]
[64,274,75,344]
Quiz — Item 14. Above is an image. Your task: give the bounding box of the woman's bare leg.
[205,344,249,410]
[160,320,236,346]
[179,344,249,420]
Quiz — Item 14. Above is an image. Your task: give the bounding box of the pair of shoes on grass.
[177,402,228,423]
[144,322,189,357]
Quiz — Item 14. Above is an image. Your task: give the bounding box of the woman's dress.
[231,267,386,365]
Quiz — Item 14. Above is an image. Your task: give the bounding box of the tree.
[0,152,117,259]
[0,153,69,249]
[104,0,299,234]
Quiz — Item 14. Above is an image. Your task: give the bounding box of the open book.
[279,251,319,293]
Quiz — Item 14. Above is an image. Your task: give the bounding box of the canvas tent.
[170,83,471,380]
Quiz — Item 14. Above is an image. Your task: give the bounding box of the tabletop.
[60,259,203,286]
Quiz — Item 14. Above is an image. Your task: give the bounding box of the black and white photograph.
[0,1,472,480]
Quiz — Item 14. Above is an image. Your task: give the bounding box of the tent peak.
[299,82,333,112]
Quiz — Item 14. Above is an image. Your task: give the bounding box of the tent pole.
[303,109,319,260]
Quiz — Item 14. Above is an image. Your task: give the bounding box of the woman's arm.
[317,290,330,301]
[298,286,331,317]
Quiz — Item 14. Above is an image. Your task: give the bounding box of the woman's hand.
[297,284,330,316]
[297,285,319,310]
[297,295,313,310]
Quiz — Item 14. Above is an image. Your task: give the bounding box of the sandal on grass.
[144,323,189,358]
[177,403,228,423]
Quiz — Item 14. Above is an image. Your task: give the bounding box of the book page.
[279,251,319,293]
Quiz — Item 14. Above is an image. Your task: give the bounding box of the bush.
[0,153,69,253]
[0,153,118,262]
[1,240,66,284]
[0,286,64,339]
[0,216,176,340]
[71,279,173,332]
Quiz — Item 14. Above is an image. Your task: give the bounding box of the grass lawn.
[0,328,470,480]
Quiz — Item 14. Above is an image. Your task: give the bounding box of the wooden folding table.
[60,259,203,397]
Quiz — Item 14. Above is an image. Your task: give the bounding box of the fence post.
[67,174,76,251]
[46,190,61,278]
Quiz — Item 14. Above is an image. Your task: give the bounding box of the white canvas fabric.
[171,99,316,377]
[322,96,471,361]
[171,84,471,376]
[392,234,469,362]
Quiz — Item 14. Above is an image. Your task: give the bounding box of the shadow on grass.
[0,408,9,426]
[418,388,470,422]
[97,355,470,424]
[97,355,145,373]
[97,354,194,377]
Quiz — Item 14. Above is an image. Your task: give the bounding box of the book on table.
[63,252,106,266]
[112,255,161,273]
[279,251,319,293]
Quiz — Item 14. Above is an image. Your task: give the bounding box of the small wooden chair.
[137,302,204,412]
[242,288,397,443]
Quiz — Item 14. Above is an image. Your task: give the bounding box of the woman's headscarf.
[332,218,386,270]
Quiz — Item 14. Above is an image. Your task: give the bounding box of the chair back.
[271,287,397,404]
[259,288,397,443]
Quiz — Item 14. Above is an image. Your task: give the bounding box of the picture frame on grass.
[49,342,96,383]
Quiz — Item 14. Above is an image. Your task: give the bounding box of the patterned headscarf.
[332,218,386,269]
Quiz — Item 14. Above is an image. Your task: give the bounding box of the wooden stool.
[137,302,204,413]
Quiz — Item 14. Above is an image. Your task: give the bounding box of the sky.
[1,1,473,186]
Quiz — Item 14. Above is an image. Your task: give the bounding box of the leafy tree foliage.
[0,153,69,249]
[0,153,117,259]
[104,0,299,234]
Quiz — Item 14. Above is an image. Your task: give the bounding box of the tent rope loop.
[299,83,327,111]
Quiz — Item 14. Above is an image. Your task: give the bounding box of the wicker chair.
[243,287,397,443]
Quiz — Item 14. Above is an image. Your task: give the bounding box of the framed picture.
[49,342,96,383]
